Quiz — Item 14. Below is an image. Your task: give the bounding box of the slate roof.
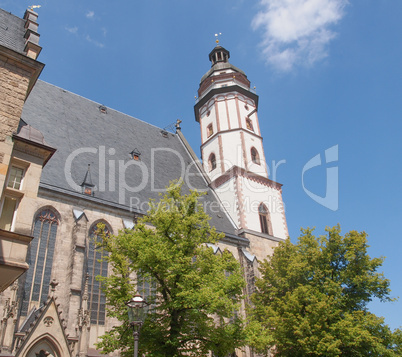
[0,8,26,54]
[21,80,236,235]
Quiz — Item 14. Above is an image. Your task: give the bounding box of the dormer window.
[207,124,214,138]
[99,105,107,114]
[130,148,141,161]
[83,186,93,195]
[81,164,95,196]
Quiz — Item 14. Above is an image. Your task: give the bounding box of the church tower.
[194,45,288,242]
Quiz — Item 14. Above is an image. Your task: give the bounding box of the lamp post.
[126,295,148,357]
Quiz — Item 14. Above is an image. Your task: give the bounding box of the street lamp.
[126,295,148,357]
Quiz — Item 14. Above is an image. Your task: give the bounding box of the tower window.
[207,124,214,138]
[209,153,217,171]
[246,118,254,131]
[259,203,272,235]
[251,148,260,165]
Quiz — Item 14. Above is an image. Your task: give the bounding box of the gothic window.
[251,148,260,165]
[88,222,110,325]
[259,203,272,235]
[21,209,59,316]
[209,153,217,171]
[246,118,254,131]
[207,124,214,138]
[137,271,157,307]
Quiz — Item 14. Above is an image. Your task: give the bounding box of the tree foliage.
[247,225,400,356]
[96,182,245,357]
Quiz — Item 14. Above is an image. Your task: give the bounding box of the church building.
[0,7,287,357]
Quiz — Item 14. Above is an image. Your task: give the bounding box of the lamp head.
[126,295,148,325]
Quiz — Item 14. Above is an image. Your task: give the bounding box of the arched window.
[207,124,214,138]
[88,222,110,325]
[209,153,217,171]
[259,203,272,235]
[21,209,59,316]
[251,148,260,165]
[246,118,254,131]
[26,337,61,357]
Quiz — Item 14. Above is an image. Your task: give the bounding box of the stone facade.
[0,9,43,192]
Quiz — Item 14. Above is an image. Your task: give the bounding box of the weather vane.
[28,5,41,11]
[215,33,222,45]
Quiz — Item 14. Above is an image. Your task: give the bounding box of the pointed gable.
[15,298,71,357]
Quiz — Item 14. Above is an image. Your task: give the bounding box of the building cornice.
[13,134,56,166]
[209,165,283,191]
[0,44,44,99]
[198,71,250,97]
[200,127,263,149]
[237,228,285,243]
[39,184,251,247]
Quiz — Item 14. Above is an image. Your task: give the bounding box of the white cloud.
[65,26,78,34]
[85,35,105,48]
[252,0,348,71]
[86,10,95,19]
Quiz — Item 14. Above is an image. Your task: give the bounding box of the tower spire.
[194,46,288,240]
[214,32,222,45]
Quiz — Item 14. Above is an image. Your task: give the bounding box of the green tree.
[96,182,245,357]
[247,225,400,356]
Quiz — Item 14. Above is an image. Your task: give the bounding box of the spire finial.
[83,274,89,301]
[81,164,95,195]
[28,5,41,11]
[50,279,59,297]
[215,33,222,45]
[175,119,182,131]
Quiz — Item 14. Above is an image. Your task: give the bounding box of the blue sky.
[2,0,401,330]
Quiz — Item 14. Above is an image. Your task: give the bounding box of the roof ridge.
[0,7,26,22]
[37,80,176,132]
